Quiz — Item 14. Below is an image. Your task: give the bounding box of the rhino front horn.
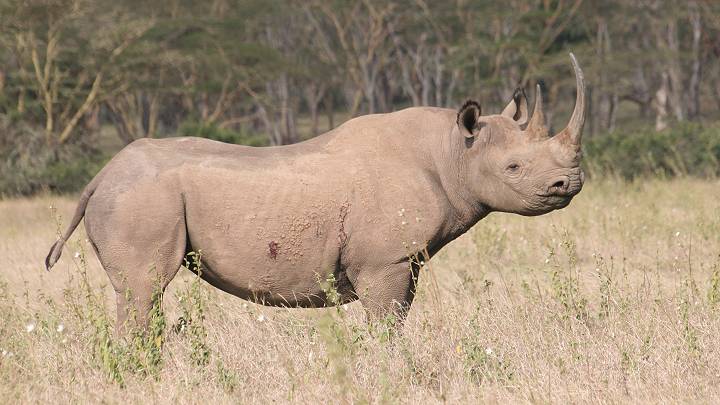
[558,53,586,147]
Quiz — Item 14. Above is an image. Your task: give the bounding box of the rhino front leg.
[352,262,420,327]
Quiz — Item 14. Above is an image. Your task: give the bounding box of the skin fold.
[45,54,587,332]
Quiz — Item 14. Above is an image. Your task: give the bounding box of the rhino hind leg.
[352,262,420,326]
[85,188,187,334]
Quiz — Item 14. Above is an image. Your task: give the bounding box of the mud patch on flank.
[268,241,279,260]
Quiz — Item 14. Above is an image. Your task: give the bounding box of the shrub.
[0,115,108,197]
[583,123,720,180]
[178,121,268,147]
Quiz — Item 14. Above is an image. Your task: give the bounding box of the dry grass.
[1,178,719,404]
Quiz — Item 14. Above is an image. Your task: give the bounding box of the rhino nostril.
[551,178,569,190]
[546,176,571,195]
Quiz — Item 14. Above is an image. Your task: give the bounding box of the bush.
[178,121,268,147]
[584,123,720,180]
[0,116,270,197]
[0,115,108,197]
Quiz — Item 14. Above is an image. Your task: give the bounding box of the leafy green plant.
[63,245,166,386]
[546,229,589,322]
[174,251,211,367]
[460,315,514,385]
[179,121,269,147]
[584,123,720,180]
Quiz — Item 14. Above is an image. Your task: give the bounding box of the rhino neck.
[429,116,492,242]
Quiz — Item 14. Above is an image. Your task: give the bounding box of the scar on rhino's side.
[268,241,279,260]
[338,204,349,246]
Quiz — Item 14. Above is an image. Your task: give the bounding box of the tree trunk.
[303,82,326,137]
[713,76,720,113]
[654,72,670,131]
[607,93,618,133]
[433,47,444,107]
[634,65,652,118]
[665,20,685,122]
[324,94,335,130]
[587,85,595,137]
[687,1,702,119]
[309,101,319,137]
[445,70,460,108]
[389,25,421,106]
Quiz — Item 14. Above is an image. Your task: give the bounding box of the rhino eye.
[506,163,520,172]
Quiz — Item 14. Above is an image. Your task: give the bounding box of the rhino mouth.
[535,185,582,199]
[545,194,574,209]
[535,185,581,210]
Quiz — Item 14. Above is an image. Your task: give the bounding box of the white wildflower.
[401,221,407,226]
[74,251,81,258]
[341,304,349,311]
[485,347,493,355]
[675,231,680,237]
[257,314,266,322]
[25,322,35,333]
[412,241,417,245]
[56,324,65,333]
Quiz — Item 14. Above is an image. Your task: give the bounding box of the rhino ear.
[457,100,482,138]
[501,87,529,126]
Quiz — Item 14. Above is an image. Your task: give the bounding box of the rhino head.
[454,54,586,216]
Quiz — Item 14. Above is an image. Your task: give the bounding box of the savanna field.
[0,178,718,404]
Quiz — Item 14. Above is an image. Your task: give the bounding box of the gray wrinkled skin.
[46,55,587,331]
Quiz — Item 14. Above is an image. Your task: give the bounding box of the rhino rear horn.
[501,87,529,126]
[525,83,549,140]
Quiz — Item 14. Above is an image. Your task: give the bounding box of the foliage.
[62,246,166,385]
[0,115,107,196]
[584,124,720,180]
[0,0,718,194]
[178,121,268,147]
[174,251,211,367]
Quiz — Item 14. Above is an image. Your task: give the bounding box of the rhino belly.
[183,198,352,307]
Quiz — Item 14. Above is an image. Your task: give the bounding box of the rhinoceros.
[46,54,586,332]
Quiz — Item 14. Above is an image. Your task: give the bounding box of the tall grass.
[0,178,719,403]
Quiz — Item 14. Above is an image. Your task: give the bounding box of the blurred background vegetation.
[0,0,718,196]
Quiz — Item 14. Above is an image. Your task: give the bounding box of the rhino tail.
[45,168,104,271]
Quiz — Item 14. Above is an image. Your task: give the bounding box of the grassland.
[1,178,719,404]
